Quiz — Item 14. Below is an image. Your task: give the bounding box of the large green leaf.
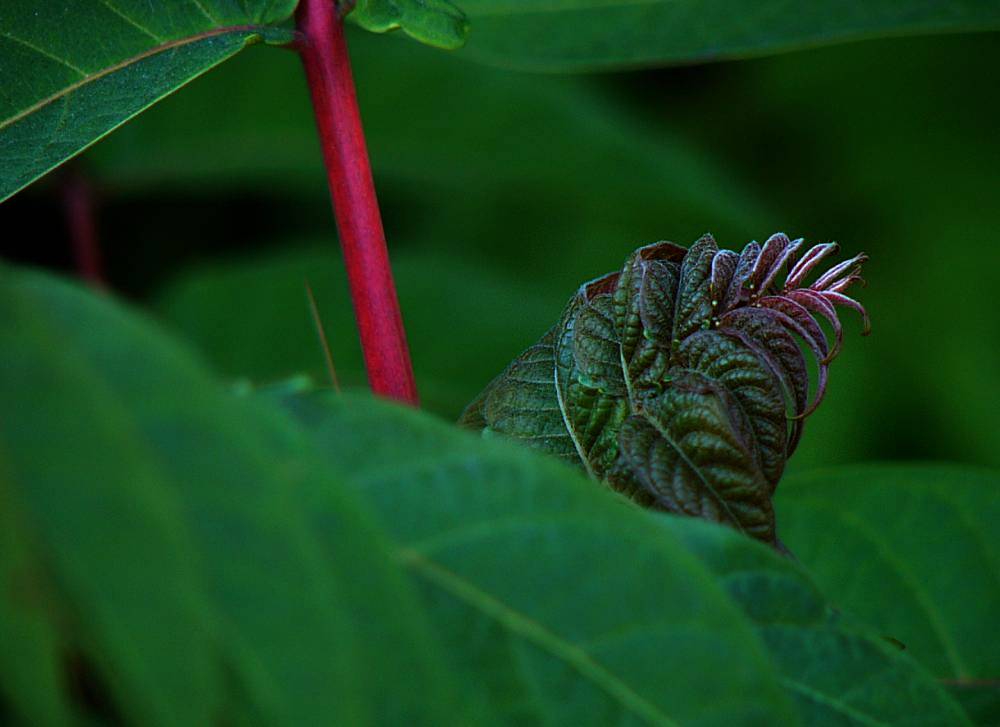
[0,264,464,725]
[670,518,971,726]
[276,389,798,725]
[0,481,73,727]
[776,464,1000,722]
[1,271,220,725]
[0,1,297,203]
[0,264,974,724]
[275,388,968,725]
[456,1,1000,71]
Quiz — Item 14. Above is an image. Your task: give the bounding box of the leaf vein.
[0,31,88,76]
[779,677,888,727]
[0,25,265,136]
[97,0,165,42]
[400,548,678,726]
[791,499,971,677]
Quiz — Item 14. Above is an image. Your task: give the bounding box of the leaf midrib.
[0,24,271,134]
[398,547,678,727]
[640,404,748,536]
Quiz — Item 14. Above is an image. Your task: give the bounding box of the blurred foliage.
[0,265,978,725]
[50,28,995,476]
[454,0,1000,71]
[156,243,567,417]
[2,6,1000,725]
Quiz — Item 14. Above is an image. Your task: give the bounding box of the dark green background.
[3,28,998,475]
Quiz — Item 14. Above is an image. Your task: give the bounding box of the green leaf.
[776,464,1000,690]
[555,289,631,480]
[0,1,296,202]
[0,264,973,725]
[676,331,788,489]
[275,389,800,725]
[670,518,971,726]
[944,682,1000,726]
[1,271,220,725]
[349,0,469,49]
[0,486,73,727]
[0,264,464,725]
[456,0,1000,71]
[275,388,968,725]
[468,326,583,467]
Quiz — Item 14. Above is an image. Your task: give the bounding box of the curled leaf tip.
[461,234,870,550]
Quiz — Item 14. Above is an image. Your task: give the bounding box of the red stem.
[296,0,418,405]
[62,169,105,289]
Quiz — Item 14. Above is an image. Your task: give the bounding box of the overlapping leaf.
[777,464,1000,724]
[463,233,869,548]
[456,0,1000,71]
[0,264,463,725]
[276,388,968,726]
[0,265,974,725]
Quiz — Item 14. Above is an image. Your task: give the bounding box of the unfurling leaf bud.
[460,233,870,550]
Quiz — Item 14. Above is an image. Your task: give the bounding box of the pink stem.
[296,0,419,405]
[62,170,105,288]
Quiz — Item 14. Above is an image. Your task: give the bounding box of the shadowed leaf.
[777,464,1000,691]
[456,0,1000,71]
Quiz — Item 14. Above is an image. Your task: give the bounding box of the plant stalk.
[296,0,418,405]
[62,168,105,289]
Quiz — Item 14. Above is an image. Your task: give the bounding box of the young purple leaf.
[461,234,870,550]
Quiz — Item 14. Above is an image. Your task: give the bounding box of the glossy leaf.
[0,265,463,725]
[276,388,968,726]
[0,1,296,202]
[463,235,869,548]
[457,0,1000,71]
[349,0,469,49]
[777,465,1000,694]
